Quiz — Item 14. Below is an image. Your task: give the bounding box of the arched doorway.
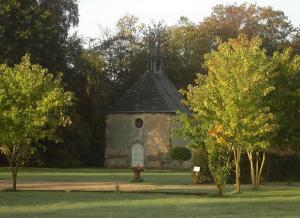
[131,143,144,167]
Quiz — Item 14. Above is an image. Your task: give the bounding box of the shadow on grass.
[0,189,300,218]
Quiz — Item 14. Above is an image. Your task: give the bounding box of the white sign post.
[193,166,200,172]
[193,166,201,184]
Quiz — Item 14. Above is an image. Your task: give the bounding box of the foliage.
[190,148,212,184]
[202,35,276,151]
[47,35,111,166]
[0,55,73,190]
[0,0,87,165]
[1,1,299,170]
[178,35,277,193]
[97,15,147,100]
[265,152,300,181]
[0,0,78,72]
[198,3,298,55]
[170,147,192,166]
[270,48,300,151]
[206,139,232,196]
[204,35,277,190]
[165,17,205,88]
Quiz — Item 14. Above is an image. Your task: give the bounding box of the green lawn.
[0,168,300,217]
[0,167,193,184]
[1,189,300,218]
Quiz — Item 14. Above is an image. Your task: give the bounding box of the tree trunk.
[11,166,18,191]
[247,151,266,190]
[3,145,21,192]
[255,151,266,189]
[233,149,241,193]
[216,184,223,196]
[247,151,256,188]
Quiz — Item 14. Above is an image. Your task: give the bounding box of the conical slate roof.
[111,72,189,113]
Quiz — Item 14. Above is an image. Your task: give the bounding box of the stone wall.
[105,113,173,168]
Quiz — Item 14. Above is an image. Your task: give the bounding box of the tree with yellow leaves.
[179,35,277,194]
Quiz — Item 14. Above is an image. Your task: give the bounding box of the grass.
[0,167,192,184]
[1,189,300,218]
[0,167,300,217]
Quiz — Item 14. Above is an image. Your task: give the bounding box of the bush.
[207,146,232,196]
[264,153,300,181]
[170,147,192,166]
[191,148,212,183]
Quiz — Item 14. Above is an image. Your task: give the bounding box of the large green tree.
[0,55,73,191]
[198,3,298,55]
[0,0,78,72]
[165,17,207,88]
[98,15,147,101]
[163,3,298,88]
[49,35,111,166]
[270,49,300,152]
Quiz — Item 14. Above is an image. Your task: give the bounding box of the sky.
[73,0,300,38]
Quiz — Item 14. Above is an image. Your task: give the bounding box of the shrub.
[207,146,232,196]
[170,147,192,166]
[191,148,212,183]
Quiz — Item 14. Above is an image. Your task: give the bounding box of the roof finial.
[147,22,166,74]
[149,41,165,74]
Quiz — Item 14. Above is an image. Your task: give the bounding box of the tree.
[198,3,298,55]
[170,146,191,167]
[98,15,147,101]
[53,35,111,166]
[206,137,232,196]
[0,0,79,72]
[190,147,212,184]
[270,49,300,151]
[165,17,205,88]
[0,55,73,191]
[175,95,232,195]
[160,3,298,89]
[178,35,277,193]
[206,36,277,190]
